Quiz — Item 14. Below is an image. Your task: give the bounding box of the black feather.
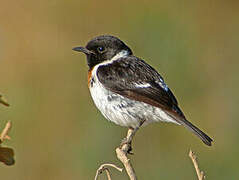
[97,56,213,146]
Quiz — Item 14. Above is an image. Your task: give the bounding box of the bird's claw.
[120,138,133,154]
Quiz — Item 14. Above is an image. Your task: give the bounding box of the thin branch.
[116,128,137,180]
[189,149,205,180]
[0,121,15,166]
[0,121,11,144]
[94,163,123,180]
[105,169,111,180]
[0,94,10,107]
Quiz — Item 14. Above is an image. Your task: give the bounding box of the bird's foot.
[120,138,133,154]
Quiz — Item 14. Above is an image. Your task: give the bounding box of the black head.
[73,35,133,69]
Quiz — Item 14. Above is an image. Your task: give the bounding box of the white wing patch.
[133,80,168,91]
[134,82,151,88]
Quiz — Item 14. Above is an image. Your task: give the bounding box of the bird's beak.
[72,47,94,55]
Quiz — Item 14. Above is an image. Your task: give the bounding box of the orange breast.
[87,68,93,88]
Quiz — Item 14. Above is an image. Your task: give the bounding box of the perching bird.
[73,35,213,146]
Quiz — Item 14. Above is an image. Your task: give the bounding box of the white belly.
[89,74,179,128]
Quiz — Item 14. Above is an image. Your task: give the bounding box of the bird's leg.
[120,120,145,154]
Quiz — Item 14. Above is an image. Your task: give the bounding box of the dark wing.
[97,56,182,116]
[97,56,213,146]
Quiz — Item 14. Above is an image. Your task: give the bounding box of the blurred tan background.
[0,0,238,179]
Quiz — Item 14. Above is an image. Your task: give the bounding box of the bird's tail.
[178,118,213,146]
[168,112,213,146]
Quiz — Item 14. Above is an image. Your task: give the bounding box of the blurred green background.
[0,0,238,179]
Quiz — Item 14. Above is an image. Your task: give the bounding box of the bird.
[73,35,213,146]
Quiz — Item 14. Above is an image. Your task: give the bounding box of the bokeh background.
[0,0,238,179]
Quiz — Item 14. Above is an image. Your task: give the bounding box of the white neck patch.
[111,50,129,61]
[91,50,129,81]
[97,50,129,67]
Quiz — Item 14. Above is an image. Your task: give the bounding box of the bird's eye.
[97,46,105,53]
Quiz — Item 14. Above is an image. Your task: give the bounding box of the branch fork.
[95,128,138,180]
[95,129,207,180]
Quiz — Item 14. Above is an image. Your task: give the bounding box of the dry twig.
[0,121,11,143]
[95,131,208,180]
[189,149,205,180]
[94,163,123,180]
[0,94,10,107]
[0,94,14,166]
[0,121,14,166]
[116,128,137,180]
[95,128,137,180]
